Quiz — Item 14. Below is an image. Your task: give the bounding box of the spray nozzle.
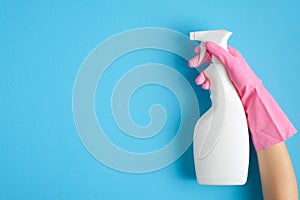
[189,30,232,50]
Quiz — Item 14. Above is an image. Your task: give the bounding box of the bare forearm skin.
[257,142,298,200]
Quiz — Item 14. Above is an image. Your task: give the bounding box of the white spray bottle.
[190,30,249,185]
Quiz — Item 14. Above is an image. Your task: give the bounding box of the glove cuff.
[242,84,297,151]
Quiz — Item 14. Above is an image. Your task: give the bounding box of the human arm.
[257,142,298,200]
[189,41,298,199]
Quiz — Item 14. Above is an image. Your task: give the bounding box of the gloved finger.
[205,41,235,68]
[202,80,210,90]
[194,45,200,53]
[188,55,201,68]
[228,46,242,58]
[195,72,206,85]
[188,51,212,68]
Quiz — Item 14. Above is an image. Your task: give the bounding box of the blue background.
[1,0,299,199]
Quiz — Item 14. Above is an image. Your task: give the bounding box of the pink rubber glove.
[189,41,297,151]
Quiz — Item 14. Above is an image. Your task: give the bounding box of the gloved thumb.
[205,41,235,69]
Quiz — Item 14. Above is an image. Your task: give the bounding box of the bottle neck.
[205,63,237,108]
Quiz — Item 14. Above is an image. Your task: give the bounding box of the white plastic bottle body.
[193,61,249,185]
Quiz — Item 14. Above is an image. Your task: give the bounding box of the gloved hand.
[189,41,297,151]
